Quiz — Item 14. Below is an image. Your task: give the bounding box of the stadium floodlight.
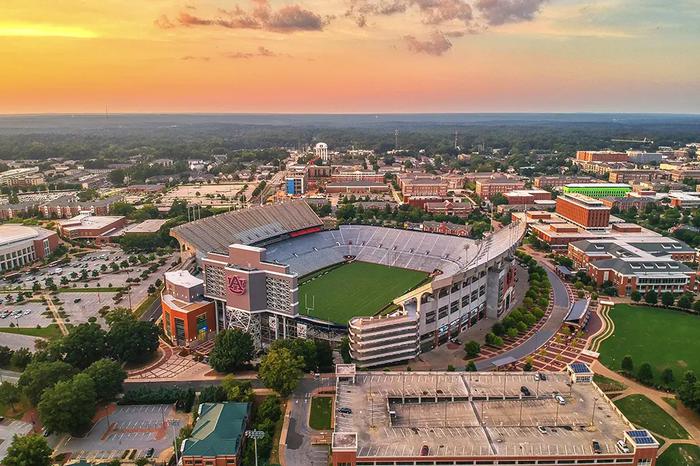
[245,430,266,466]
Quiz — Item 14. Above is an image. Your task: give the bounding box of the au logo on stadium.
[227,276,247,295]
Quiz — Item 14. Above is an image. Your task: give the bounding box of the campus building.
[503,189,551,205]
[562,183,632,199]
[568,238,696,296]
[57,213,127,243]
[332,170,385,183]
[331,364,659,466]
[423,200,472,217]
[161,270,217,346]
[555,193,611,228]
[181,402,251,466]
[0,225,59,272]
[398,175,449,201]
[474,176,526,200]
[533,175,594,189]
[575,150,628,163]
[325,180,389,194]
[285,167,308,195]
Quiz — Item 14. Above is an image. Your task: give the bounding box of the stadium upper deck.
[170,200,322,257]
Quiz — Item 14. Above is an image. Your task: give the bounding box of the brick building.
[398,174,449,200]
[0,225,59,272]
[576,150,628,162]
[422,221,470,237]
[423,200,472,217]
[161,270,217,346]
[555,194,611,228]
[533,175,594,189]
[57,214,126,242]
[503,189,551,205]
[474,176,526,200]
[325,180,389,194]
[181,402,250,466]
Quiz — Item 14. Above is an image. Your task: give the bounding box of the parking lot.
[57,404,184,462]
[0,419,33,463]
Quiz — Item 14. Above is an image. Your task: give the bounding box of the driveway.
[475,263,571,370]
[283,377,335,466]
[0,419,32,462]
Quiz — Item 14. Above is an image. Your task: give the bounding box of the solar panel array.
[570,362,592,374]
[627,430,656,446]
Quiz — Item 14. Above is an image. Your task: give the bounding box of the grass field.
[657,444,700,466]
[0,324,63,339]
[309,396,333,430]
[599,304,700,387]
[298,261,428,324]
[592,374,627,393]
[614,394,689,439]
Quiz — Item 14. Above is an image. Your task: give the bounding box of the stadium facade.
[171,200,526,366]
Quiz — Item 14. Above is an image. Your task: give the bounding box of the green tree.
[60,323,109,369]
[661,368,675,386]
[84,358,127,401]
[38,373,97,435]
[465,361,477,371]
[637,362,654,384]
[9,348,31,370]
[3,434,53,466]
[644,289,658,305]
[661,292,675,307]
[258,347,304,397]
[221,376,254,402]
[677,294,694,309]
[630,290,642,302]
[621,355,634,374]
[209,329,255,373]
[107,316,159,364]
[17,361,76,405]
[0,381,21,411]
[464,340,480,358]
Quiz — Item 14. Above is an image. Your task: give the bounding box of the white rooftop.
[165,270,203,289]
[0,225,39,246]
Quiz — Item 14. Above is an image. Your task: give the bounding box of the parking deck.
[334,371,635,460]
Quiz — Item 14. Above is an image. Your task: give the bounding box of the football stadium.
[171,200,526,367]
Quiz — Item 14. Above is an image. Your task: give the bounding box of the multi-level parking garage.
[171,200,526,365]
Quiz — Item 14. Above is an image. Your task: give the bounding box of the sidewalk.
[592,361,700,440]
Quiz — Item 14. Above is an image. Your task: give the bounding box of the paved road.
[0,368,22,384]
[475,264,571,370]
[284,378,334,466]
[0,332,40,352]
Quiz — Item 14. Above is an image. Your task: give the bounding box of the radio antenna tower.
[454,130,458,150]
[394,129,399,150]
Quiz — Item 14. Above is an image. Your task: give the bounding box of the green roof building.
[182,402,251,466]
[561,183,632,199]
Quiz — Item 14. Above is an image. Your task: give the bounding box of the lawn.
[298,261,428,324]
[592,374,627,393]
[657,444,700,466]
[599,304,700,387]
[0,324,63,339]
[614,394,689,439]
[309,396,332,430]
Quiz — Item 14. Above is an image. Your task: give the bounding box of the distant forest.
[0,113,699,161]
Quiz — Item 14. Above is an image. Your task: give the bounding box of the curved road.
[475,264,571,370]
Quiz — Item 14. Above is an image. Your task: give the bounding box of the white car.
[555,395,566,405]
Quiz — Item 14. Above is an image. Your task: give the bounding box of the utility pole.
[245,430,265,466]
[591,397,599,426]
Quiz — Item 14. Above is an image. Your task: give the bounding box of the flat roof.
[165,270,203,289]
[0,224,39,246]
[121,219,168,234]
[334,372,635,459]
[58,214,124,231]
[564,183,632,189]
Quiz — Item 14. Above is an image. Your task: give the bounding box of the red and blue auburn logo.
[227,276,247,295]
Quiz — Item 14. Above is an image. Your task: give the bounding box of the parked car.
[337,407,352,414]
[538,373,547,381]
[420,445,429,456]
[537,426,547,434]
[145,448,155,458]
[520,386,531,397]
[555,395,566,405]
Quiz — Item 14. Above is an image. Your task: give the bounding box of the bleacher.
[264,225,473,278]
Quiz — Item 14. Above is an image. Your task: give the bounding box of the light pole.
[591,397,599,426]
[169,419,180,465]
[245,429,265,466]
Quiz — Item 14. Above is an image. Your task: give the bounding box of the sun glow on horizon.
[0,23,97,38]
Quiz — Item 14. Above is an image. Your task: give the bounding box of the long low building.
[331,363,659,466]
[0,225,59,272]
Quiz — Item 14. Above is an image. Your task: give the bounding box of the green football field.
[599,304,700,387]
[298,261,428,324]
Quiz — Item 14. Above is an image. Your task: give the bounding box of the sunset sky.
[1,0,698,114]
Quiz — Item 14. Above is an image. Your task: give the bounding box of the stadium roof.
[171,200,322,254]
